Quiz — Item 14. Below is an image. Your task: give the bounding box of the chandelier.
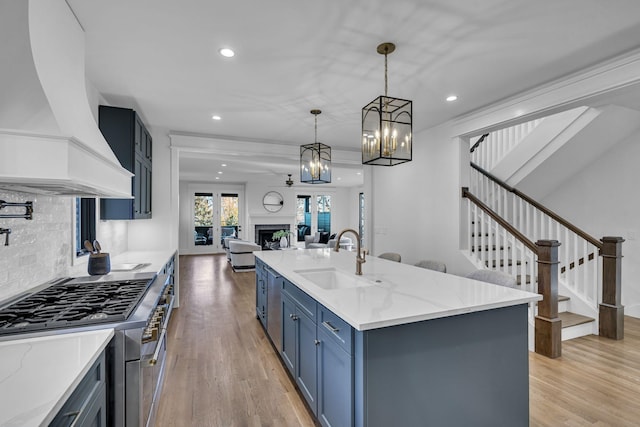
[300,109,331,184]
[362,42,412,166]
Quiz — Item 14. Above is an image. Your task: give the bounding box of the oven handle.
[149,328,167,366]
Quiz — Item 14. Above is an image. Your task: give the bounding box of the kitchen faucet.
[333,228,366,275]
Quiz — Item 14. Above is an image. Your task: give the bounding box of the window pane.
[359,192,365,247]
[76,198,96,256]
[220,193,239,244]
[194,193,213,245]
[296,195,311,241]
[316,195,331,234]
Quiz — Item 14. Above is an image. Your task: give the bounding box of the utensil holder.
[88,253,111,275]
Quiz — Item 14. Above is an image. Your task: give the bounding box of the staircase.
[468,212,595,345]
[463,114,625,358]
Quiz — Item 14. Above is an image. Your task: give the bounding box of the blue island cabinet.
[280,279,354,427]
[255,258,267,328]
[257,262,530,427]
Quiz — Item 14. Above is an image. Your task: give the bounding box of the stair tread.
[533,294,570,302]
[559,311,594,328]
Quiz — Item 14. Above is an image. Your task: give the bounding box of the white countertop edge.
[348,298,541,331]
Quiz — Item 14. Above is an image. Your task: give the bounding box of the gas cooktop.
[0,277,153,335]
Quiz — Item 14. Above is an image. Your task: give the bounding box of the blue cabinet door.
[297,309,318,415]
[318,327,354,427]
[281,294,297,376]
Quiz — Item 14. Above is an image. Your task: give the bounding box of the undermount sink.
[295,267,375,290]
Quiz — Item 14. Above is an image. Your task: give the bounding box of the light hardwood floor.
[156,254,640,427]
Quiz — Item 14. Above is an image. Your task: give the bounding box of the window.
[194,192,213,246]
[220,193,239,245]
[316,194,331,235]
[359,192,365,247]
[75,198,96,256]
[296,195,311,241]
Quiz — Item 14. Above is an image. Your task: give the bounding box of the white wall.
[540,129,640,316]
[368,123,476,274]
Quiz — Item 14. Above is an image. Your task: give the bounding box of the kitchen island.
[255,248,541,427]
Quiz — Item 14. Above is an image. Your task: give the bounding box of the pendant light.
[300,109,331,184]
[362,42,412,166]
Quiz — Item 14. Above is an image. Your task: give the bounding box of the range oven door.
[126,328,167,427]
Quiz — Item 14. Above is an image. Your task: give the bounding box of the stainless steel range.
[0,271,174,427]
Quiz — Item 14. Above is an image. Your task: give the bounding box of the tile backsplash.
[0,190,129,302]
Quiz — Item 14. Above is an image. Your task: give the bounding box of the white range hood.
[0,0,132,197]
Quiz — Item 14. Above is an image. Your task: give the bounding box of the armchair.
[228,240,261,271]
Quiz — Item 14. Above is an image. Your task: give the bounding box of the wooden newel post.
[599,236,624,339]
[535,239,561,359]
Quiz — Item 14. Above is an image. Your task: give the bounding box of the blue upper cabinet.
[99,105,152,220]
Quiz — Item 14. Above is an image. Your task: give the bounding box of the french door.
[192,188,243,252]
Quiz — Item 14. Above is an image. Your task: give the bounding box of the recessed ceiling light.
[212,115,221,121]
[337,177,342,181]
[221,163,227,167]
[446,95,458,102]
[217,171,223,174]
[356,172,362,175]
[215,177,220,180]
[219,48,235,58]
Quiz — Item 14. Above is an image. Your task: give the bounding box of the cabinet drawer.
[319,305,353,354]
[50,352,106,427]
[282,279,316,320]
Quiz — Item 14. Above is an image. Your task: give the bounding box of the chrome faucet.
[333,228,366,275]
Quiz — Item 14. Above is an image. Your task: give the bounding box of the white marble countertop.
[0,329,114,427]
[69,249,176,278]
[256,249,542,331]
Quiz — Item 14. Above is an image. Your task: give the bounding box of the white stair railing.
[470,118,543,171]
[466,200,537,295]
[469,164,601,308]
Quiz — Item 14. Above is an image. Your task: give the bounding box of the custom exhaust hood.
[0,0,132,197]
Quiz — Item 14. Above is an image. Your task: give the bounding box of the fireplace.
[255,224,290,250]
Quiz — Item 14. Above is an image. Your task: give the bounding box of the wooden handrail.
[470,162,603,249]
[469,133,490,153]
[462,187,538,253]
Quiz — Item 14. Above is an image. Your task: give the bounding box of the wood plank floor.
[156,254,640,427]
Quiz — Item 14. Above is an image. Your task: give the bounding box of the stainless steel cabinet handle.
[322,321,340,333]
[62,411,80,426]
[149,329,167,366]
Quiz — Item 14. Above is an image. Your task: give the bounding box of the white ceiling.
[67,0,640,186]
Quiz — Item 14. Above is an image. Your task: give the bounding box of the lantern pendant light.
[362,42,412,166]
[300,109,331,184]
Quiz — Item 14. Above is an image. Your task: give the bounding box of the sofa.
[305,232,353,250]
[228,240,261,271]
[304,232,330,248]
